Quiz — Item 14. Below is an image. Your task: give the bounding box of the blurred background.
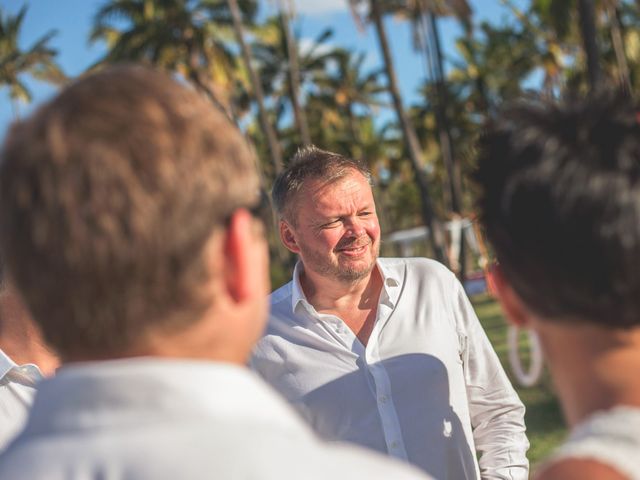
[2,0,637,467]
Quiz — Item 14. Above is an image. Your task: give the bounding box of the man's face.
[282,169,381,283]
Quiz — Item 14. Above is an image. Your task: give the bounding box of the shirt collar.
[376,259,402,307]
[0,349,43,386]
[25,359,308,436]
[290,258,402,313]
[291,261,308,313]
[0,348,17,381]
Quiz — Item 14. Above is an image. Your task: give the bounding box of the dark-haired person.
[0,65,431,480]
[475,91,640,480]
[0,270,58,450]
[251,145,529,480]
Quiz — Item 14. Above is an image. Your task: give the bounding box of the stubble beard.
[335,258,377,282]
[301,238,380,283]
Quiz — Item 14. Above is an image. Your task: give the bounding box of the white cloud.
[298,37,335,57]
[293,0,347,16]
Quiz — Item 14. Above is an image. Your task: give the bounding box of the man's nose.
[344,217,366,237]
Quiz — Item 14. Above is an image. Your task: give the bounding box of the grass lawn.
[471,294,567,468]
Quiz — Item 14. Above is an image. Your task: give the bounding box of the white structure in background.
[385,218,479,273]
[386,219,544,388]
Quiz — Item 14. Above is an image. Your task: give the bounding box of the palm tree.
[564,0,629,92]
[252,16,335,150]
[613,2,640,90]
[516,0,631,93]
[0,6,66,116]
[449,21,539,110]
[312,48,386,160]
[607,1,631,92]
[349,0,448,265]
[90,0,253,119]
[577,0,602,90]
[512,0,635,93]
[227,0,283,174]
[499,0,570,96]
[277,0,311,146]
[390,0,472,276]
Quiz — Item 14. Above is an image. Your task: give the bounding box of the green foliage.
[1,0,631,287]
[90,0,258,114]
[473,294,566,469]
[251,15,337,147]
[532,0,575,41]
[86,0,640,248]
[0,6,66,107]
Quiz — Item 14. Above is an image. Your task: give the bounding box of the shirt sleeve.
[452,275,530,480]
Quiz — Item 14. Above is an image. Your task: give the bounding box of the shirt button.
[378,395,388,404]
[390,441,399,449]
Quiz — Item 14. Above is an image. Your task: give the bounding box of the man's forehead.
[298,176,374,220]
[284,169,374,224]
[299,170,371,199]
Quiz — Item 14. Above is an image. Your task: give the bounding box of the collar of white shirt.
[23,358,308,435]
[0,348,42,387]
[290,258,402,318]
[0,348,15,381]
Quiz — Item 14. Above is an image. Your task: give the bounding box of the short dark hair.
[0,65,260,358]
[272,145,372,223]
[475,90,640,329]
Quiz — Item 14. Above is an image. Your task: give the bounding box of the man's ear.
[492,265,531,328]
[223,209,258,303]
[279,220,300,254]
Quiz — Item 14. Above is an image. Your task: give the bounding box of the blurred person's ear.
[223,209,268,303]
[219,208,270,362]
[279,220,301,254]
[492,265,531,328]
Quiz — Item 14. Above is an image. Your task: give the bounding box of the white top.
[0,349,42,451]
[0,358,431,480]
[544,406,640,479]
[252,258,529,480]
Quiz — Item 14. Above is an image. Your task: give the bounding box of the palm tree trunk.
[606,0,631,92]
[369,0,448,265]
[184,41,237,125]
[346,101,362,157]
[187,69,232,119]
[278,0,312,146]
[10,99,20,120]
[577,0,602,90]
[227,0,284,174]
[426,11,466,279]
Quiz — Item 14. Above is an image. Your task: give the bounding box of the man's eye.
[359,211,372,216]
[321,220,340,228]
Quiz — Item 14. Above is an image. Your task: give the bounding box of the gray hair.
[272,145,372,223]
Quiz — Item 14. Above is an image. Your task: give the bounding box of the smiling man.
[251,146,529,479]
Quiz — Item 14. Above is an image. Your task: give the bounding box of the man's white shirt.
[0,348,41,451]
[252,258,530,480]
[0,358,431,479]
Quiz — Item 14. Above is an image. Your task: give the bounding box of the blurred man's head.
[475,90,640,329]
[273,146,380,284]
[0,65,269,363]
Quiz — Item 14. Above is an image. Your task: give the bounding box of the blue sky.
[0,0,525,136]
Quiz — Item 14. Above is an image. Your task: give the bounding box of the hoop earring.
[507,325,544,387]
